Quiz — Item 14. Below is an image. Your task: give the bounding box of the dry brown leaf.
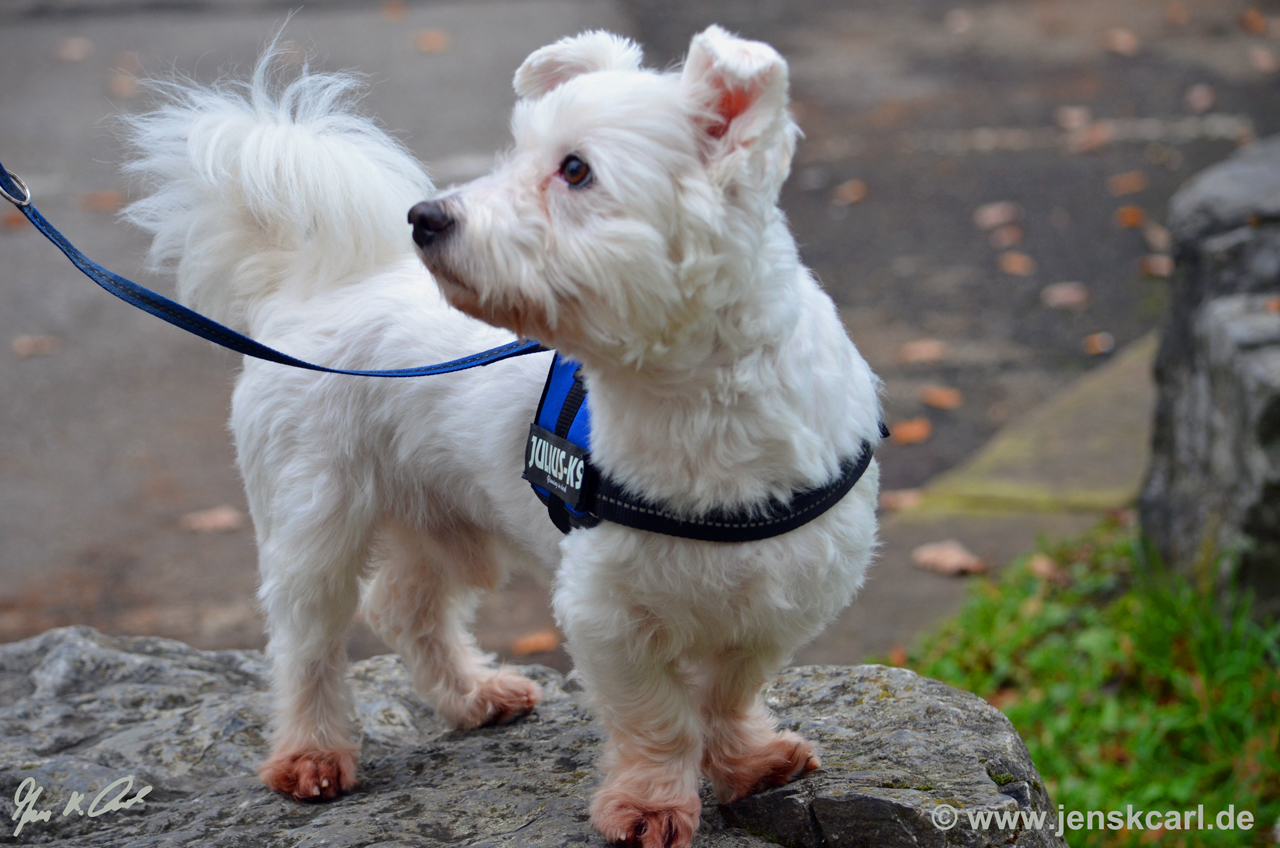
[1166,0,1188,27]
[109,71,140,99]
[4,209,28,230]
[973,201,1020,231]
[1249,45,1279,74]
[1114,205,1146,229]
[890,418,933,446]
[1242,7,1268,34]
[510,628,560,656]
[380,0,407,21]
[180,505,245,533]
[1054,106,1092,132]
[1082,332,1115,356]
[897,338,950,365]
[10,335,62,358]
[1184,83,1215,114]
[986,688,1020,709]
[989,224,1022,249]
[78,190,124,213]
[1141,254,1175,278]
[829,178,868,207]
[415,29,453,53]
[1028,553,1069,585]
[1104,28,1140,57]
[1264,296,1280,313]
[920,384,963,410]
[1066,122,1113,154]
[1143,223,1172,253]
[912,540,986,575]
[998,251,1036,276]
[887,645,909,667]
[1040,281,1091,312]
[879,489,924,511]
[56,36,93,62]
[1107,170,1148,197]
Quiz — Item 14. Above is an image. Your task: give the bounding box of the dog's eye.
[559,154,592,189]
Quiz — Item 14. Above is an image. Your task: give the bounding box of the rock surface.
[1142,138,1280,617]
[0,627,1065,847]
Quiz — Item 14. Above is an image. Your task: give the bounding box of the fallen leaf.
[888,645,909,667]
[1184,83,1215,114]
[3,209,28,230]
[944,8,973,35]
[1114,205,1146,229]
[109,70,140,99]
[1166,0,1188,27]
[830,178,868,207]
[180,505,245,533]
[1250,45,1279,74]
[1143,223,1171,253]
[989,224,1022,249]
[380,0,407,21]
[998,251,1036,276]
[78,190,124,213]
[1040,281,1091,312]
[879,489,924,511]
[897,338,950,364]
[1066,122,1113,154]
[986,689,1019,709]
[912,540,986,575]
[1028,553,1069,585]
[415,29,453,53]
[10,335,62,358]
[1241,7,1268,34]
[55,36,93,62]
[890,418,933,445]
[920,384,963,410]
[1141,254,1174,278]
[1264,296,1280,313]
[1054,105,1092,132]
[1106,170,1148,197]
[1082,332,1115,356]
[973,201,1020,230]
[510,628,560,656]
[1104,28,1140,57]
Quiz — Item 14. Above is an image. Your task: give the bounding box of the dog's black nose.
[408,200,456,248]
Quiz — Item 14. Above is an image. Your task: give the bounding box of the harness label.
[523,424,591,511]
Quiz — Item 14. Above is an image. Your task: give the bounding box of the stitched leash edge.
[0,163,547,377]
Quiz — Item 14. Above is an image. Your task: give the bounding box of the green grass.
[896,517,1280,847]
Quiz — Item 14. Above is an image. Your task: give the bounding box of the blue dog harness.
[524,353,887,541]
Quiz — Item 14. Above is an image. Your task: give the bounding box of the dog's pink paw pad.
[259,748,357,801]
[591,788,700,848]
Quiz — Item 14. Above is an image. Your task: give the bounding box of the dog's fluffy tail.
[122,47,432,335]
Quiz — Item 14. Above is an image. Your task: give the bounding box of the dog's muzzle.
[409,200,457,249]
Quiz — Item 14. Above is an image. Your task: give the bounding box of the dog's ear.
[514,31,643,99]
[680,26,797,193]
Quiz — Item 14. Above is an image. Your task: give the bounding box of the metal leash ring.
[1,168,31,207]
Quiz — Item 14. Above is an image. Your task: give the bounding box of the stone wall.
[0,627,1066,847]
[1141,137,1280,619]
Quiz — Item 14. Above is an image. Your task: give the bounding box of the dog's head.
[411,26,800,371]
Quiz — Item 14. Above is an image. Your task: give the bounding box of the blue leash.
[0,163,547,376]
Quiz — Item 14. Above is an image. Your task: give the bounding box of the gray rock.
[0,628,1065,847]
[1142,138,1280,617]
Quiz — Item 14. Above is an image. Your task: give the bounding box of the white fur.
[124,27,880,846]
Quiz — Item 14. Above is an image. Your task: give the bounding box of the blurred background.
[1,0,1277,673]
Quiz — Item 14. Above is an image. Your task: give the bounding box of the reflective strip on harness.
[523,352,884,541]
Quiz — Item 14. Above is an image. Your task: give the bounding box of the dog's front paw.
[590,785,700,848]
[704,730,820,803]
[259,746,358,801]
[443,669,541,730]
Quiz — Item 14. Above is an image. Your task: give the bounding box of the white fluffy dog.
[124,26,881,848]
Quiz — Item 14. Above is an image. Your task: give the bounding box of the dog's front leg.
[560,598,703,848]
[255,514,371,802]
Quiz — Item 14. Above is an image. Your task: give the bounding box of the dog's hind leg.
[363,519,540,730]
[697,646,819,804]
[254,489,374,802]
